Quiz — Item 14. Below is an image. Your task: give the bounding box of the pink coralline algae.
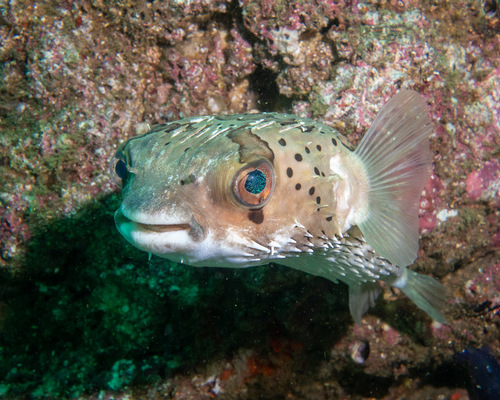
[465,262,500,304]
[419,174,445,233]
[465,160,500,202]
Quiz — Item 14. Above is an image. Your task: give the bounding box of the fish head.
[114,115,345,266]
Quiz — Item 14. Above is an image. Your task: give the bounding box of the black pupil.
[244,170,266,194]
[115,159,128,180]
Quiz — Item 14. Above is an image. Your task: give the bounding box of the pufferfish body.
[114,90,446,323]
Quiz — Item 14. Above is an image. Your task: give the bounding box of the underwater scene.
[0,0,499,399]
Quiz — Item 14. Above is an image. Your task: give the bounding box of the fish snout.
[114,204,207,258]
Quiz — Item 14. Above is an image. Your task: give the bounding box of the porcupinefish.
[114,90,446,323]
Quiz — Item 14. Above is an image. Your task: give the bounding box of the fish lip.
[115,208,191,234]
[135,222,191,233]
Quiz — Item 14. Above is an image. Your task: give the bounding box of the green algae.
[107,360,136,391]
[459,207,485,232]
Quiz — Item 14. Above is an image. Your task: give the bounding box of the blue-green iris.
[245,170,266,194]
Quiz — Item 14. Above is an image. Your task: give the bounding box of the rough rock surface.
[0,0,498,399]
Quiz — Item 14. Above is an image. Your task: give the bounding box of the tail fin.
[354,90,433,267]
[396,269,447,323]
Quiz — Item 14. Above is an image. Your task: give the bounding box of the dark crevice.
[197,11,234,31]
[228,0,293,112]
[338,368,393,397]
[228,0,260,46]
[247,65,293,112]
[320,17,340,35]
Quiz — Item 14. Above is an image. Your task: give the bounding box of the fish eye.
[245,170,266,194]
[233,161,274,208]
[115,159,128,180]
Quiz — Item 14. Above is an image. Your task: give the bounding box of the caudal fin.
[354,90,433,267]
[397,269,447,323]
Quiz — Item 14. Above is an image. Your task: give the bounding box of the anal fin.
[349,283,381,324]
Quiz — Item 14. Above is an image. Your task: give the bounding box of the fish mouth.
[115,208,191,233]
[135,222,191,233]
[114,207,205,244]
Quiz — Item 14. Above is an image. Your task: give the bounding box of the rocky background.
[0,0,499,398]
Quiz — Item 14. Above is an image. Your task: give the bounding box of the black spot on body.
[286,167,293,178]
[321,172,326,177]
[184,147,190,152]
[294,153,303,162]
[314,167,320,176]
[326,216,333,221]
[305,147,310,154]
[278,138,287,146]
[165,141,171,146]
[309,187,315,195]
[295,183,302,190]
[316,144,322,151]
[180,174,196,186]
[248,209,264,224]
[332,138,337,146]
[316,196,321,204]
